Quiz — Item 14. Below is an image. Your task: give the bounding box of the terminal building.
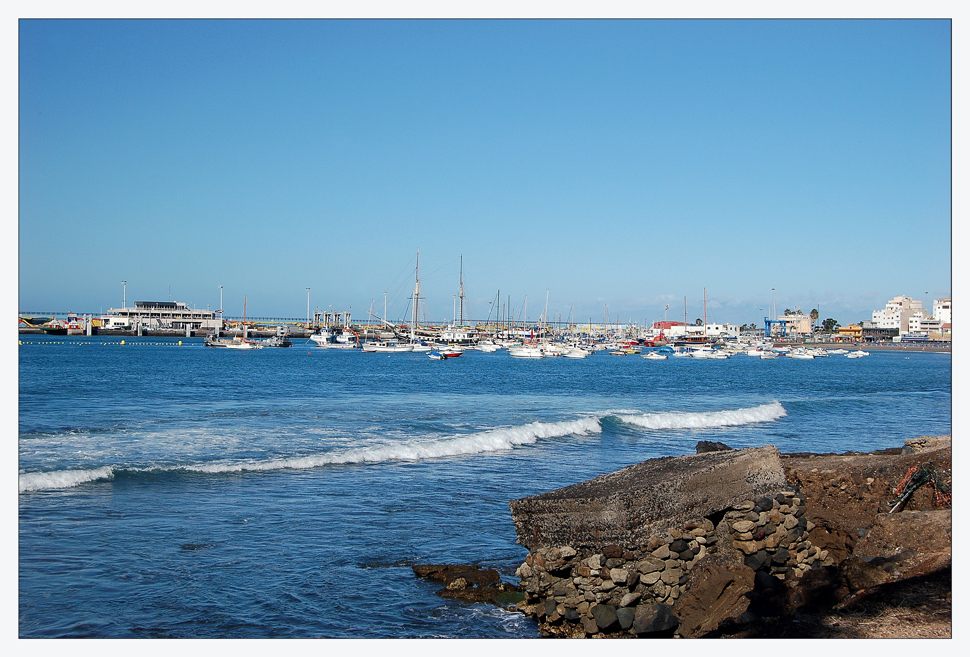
[101,301,220,332]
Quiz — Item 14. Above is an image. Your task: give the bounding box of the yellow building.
[838,324,863,340]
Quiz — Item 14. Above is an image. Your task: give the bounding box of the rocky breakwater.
[508,438,951,637]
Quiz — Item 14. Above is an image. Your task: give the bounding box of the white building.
[101,301,220,331]
[933,298,951,324]
[872,296,925,336]
[705,323,741,339]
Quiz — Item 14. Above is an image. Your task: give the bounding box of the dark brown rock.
[673,555,755,637]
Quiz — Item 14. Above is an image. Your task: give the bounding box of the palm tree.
[810,308,819,328]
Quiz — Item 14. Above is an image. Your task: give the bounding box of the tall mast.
[543,289,550,331]
[704,288,707,338]
[458,255,465,327]
[411,249,420,342]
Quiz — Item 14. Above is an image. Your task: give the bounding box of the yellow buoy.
[120,340,125,345]
[178,341,182,346]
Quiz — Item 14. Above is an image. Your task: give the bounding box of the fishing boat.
[259,326,292,348]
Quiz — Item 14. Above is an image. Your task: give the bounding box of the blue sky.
[17,17,952,327]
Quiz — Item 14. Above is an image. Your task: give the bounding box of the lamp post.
[122,280,127,309]
[306,288,310,324]
[219,285,223,314]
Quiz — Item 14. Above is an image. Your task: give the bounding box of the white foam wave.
[185,416,603,474]
[19,466,114,493]
[616,401,787,430]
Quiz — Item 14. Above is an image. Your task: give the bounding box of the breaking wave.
[184,416,603,474]
[19,466,114,493]
[19,417,602,490]
[616,401,786,430]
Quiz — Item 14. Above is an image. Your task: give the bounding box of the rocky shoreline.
[415,435,951,638]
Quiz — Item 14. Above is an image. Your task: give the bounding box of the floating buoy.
[120,340,125,345]
[178,341,182,346]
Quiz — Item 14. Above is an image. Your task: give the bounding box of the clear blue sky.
[18,18,952,326]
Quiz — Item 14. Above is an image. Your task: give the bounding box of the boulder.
[631,602,679,636]
[591,603,619,631]
[510,446,789,552]
[673,555,755,637]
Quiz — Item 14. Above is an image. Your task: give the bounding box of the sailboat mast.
[458,255,465,327]
[704,288,707,338]
[411,249,420,342]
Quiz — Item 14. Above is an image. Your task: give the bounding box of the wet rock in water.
[412,564,522,607]
[696,440,733,453]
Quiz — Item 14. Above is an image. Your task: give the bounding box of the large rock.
[850,509,952,583]
[509,446,788,552]
[673,555,756,637]
[631,602,679,636]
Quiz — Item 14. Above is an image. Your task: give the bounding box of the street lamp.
[122,280,127,308]
[306,288,310,324]
[219,285,223,314]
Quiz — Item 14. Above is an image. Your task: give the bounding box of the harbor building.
[100,301,220,332]
[871,296,925,336]
[864,295,951,342]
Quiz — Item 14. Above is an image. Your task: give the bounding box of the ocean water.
[18,337,951,638]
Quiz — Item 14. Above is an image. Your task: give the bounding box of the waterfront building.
[933,298,951,325]
[781,314,813,336]
[838,324,863,340]
[872,296,925,336]
[101,301,220,331]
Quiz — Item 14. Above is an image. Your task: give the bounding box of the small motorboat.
[641,351,668,360]
[428,351,447,360]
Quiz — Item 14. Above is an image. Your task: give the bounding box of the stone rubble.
[513,489,835,637]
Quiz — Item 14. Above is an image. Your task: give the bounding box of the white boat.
[760,350,779,359]
[829,348,848,355]
[642,351,668,360]
[787,350,815,360]
[310,328,359,348]
[225,340,261,350]
[478,343,501,353]
[562,347,591,359]
[509,345,544,358]
[846,350,870,358]
[367,341,413,353]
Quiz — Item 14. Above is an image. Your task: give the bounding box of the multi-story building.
[101,301,220,331]
[872,296,925,336]
[934,298,951,325]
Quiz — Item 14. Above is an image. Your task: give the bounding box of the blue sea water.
[18,337,952,638]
